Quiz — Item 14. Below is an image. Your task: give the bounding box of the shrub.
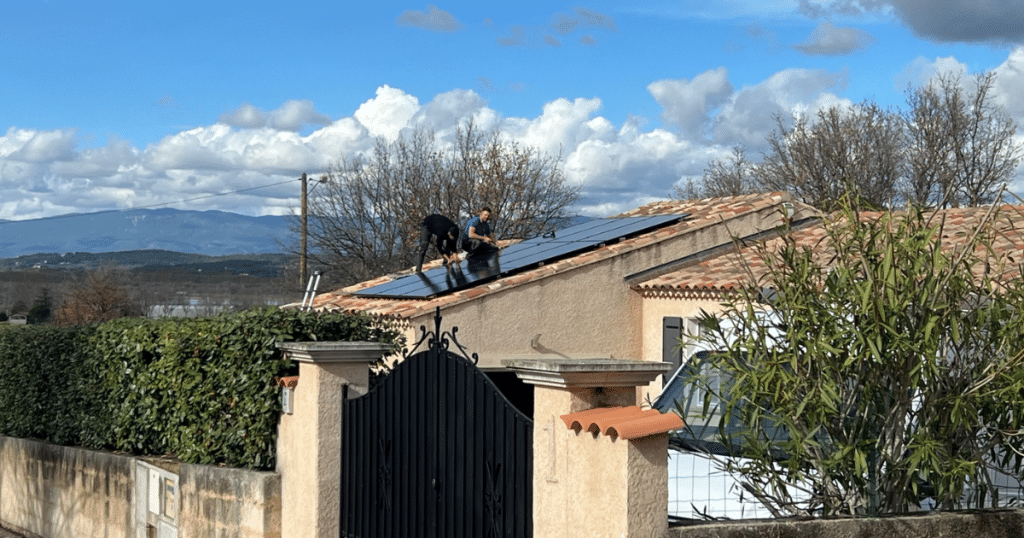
[0,307,400,470]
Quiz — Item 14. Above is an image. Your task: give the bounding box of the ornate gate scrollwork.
[403,307,480,365]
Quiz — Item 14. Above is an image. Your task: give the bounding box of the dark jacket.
[421,214,460,255]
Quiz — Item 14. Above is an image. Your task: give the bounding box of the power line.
[0,177,302,225]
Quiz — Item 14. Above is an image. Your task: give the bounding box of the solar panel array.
[353,213,687,299]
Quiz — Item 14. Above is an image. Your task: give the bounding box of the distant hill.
[0,250,293,277]
[0,208,291,258]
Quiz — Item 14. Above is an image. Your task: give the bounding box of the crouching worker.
[461,206,499,257]
[416,214,461,272]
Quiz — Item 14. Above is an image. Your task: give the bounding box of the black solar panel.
[353,213,687,299]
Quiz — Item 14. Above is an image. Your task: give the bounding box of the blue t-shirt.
[462,216,492,247]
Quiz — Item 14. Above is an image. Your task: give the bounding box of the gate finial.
[403,307,479,364]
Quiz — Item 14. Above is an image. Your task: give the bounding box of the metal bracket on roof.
[403,307,480,365]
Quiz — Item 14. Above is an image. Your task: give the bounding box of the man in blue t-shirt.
[461,207,498,257]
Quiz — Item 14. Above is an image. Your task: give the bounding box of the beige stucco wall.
[639,297,728,364]
[560,432,668,538]
[277,360,369,538]
[639,296,730,399]
[531,385,642,538]
[179,463,281,538]
[0,436,281,538]
[404,206,790,370]
[0,436,134,538]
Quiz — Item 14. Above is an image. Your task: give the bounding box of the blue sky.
[2,0,1024,221]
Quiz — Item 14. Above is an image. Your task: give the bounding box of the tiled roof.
[633,204,1024,296]
[274,376,299,389]
[561,406,685,440]
[307,192,807,319]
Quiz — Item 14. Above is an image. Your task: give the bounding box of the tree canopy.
[681,72,1021,210]
[300,122,579,286]
[686,193,1024,516]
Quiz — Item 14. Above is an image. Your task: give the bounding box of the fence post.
[276,341,392,538]
[504,358,680,538]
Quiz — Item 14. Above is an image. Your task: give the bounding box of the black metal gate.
[340,311,533,538]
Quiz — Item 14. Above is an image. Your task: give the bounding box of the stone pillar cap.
[502,358,670,389]
[276,341,393,363]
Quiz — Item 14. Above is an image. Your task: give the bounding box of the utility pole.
[300,172,308,288]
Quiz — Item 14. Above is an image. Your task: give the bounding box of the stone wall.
[0,436,133,538]
[0,436,280,538]
[179,462,280,538]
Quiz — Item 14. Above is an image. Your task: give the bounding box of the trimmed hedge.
[0,307,400,470]
[0,324,97,446]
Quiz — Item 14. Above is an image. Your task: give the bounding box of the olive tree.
[300,121,579,285]
[686,194,1024,516]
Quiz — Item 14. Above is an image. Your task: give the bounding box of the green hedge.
[0,324,97,446]
[0,307,400,470]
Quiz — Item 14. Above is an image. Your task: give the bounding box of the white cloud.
[145,126,238,171]
[305,117,373,161]
[648,68,734,139]
[0,196,78,221]
[711,67,850,148]
[895,55,969,90]
[269,100,332,131]
[50,137,139,178]
[220,100,332,131]
[11,54,1010,222]
[354,86,421,141]
[409,89,494,134]
[566,129,697,192]
[793,22,876,56]
[396,4,463,32]
[219,103,266,129]
[0,127,77,163]
[506,97,604,157]
[993,47,1024,119]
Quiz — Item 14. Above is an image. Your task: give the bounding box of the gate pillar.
[276,341,392,538]
[505,359,679,538]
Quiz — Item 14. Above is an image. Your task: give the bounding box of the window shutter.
[662,317,684,374]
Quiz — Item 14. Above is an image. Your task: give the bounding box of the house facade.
[303,193,1024,519]
[305,192,816,398]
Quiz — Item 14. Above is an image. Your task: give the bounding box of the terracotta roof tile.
[307,192,809,318]
[633,204,1024,297]
[274,376,299,389]
[561,406,685,440]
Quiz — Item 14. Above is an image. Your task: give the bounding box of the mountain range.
[0,208,291,259]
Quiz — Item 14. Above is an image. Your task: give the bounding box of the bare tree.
[675,146,756,200]
[300,121,579,285]
[904,72,1021,207]
[754,103,905,210]
[54,266,139,326]
[687,71,1020,210]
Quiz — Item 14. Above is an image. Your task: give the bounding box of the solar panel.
[353,213,687,299]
